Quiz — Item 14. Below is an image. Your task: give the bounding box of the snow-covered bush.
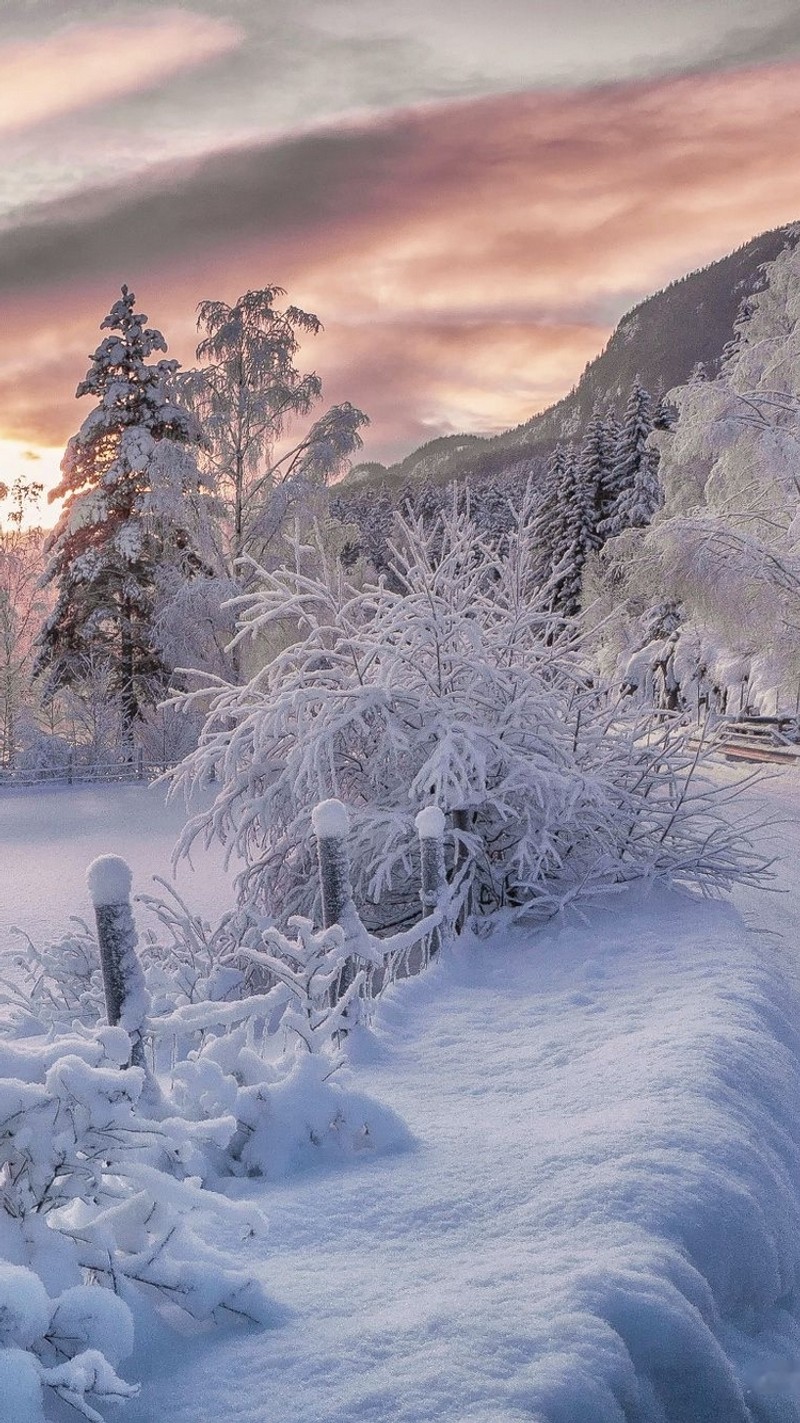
[242,916,366,1054]
[0,1028,273,1421]
[0,921,104,1035]
[1,866,409,1194]
[158,994,410,1181]
[168,493,765,931]
[13,728,72,776]
[0,880,270,1040]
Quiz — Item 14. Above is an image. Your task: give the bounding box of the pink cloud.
[3,62,800,467]
[0,10,242,135]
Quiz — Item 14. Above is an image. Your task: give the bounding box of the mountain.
[342,222,800,493]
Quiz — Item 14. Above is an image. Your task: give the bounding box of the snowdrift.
[117,886,800,1422]
[401,893,800,1423]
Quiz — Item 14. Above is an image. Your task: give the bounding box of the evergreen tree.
[534,443,569,582]
[569,406,611,560]
[35,287,211,733]
[653,393,678,430]
[601,377,661,537]
[598,406,621,528]
[537,443,586,616]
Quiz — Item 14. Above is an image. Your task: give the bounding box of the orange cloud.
[2,61,800,471]
[0,11,242,135]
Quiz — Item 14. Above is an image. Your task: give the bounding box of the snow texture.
[115,771,800,1423]
[414,805,446,839]
[4,770,800,1422]
[86,853,133,908]
[311,798,351,840]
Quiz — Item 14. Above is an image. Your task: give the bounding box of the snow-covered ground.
[0,783,233,946]
[5,770,800,1420]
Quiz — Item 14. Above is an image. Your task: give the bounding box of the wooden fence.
[0,751,179,788]
[90,798,454,1066]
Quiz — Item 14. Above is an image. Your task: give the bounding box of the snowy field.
[4,770,800,1420]
[0,783,234,946]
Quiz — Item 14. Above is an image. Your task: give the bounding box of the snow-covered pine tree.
[533,443,571,589]
[601,377,662,536]
[597,406,621,528]
[653,392,678,430]
[544,412,610,615]
[35,287,212,734]
[577,407,612,543]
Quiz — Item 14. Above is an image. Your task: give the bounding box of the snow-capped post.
[415,806,447,963]
[312,798,356,1001]
[86,855,149,1069]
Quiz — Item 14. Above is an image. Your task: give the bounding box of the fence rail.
[689,714,800,765]
[88,797,453,1069]
[0,752,179,787]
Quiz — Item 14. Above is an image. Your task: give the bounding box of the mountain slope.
[345,222,800,492]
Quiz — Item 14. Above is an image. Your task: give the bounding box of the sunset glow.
[2,3,800,488]
[0,11,242,137]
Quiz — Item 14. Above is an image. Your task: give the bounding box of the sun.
[0,440,64,528]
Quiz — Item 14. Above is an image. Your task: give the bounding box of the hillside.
[588,227,800,717]
[344,222,800,493]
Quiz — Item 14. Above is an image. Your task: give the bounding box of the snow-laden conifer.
[602,377,662,536]
[575,407,609,551]
[533,443,584,613]
[35,287,214,732]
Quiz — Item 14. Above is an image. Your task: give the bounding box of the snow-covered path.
[124,770,800,1422]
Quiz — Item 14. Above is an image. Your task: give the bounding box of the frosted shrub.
[0,880,270,1040]
[0,1029,272,1421]
[0,1261,137,1423]
[242,915,367,1052]
[0,921,105,1035]
[168,493,764,930]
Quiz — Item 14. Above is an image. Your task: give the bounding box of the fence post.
[312,799,356,1001]
[136,746,144,782]
[86,855,149,1070]
[67,750,74,785]
[415,806,447,964]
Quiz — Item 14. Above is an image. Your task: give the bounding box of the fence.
[0,750,179,788]
[89,798,454,1068]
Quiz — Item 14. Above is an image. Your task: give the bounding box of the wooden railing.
[0,751,179,787]
[88,798,454,1067]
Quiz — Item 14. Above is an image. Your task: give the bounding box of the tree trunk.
[119,600,139,738]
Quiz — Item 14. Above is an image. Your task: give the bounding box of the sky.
[3,0,800,510]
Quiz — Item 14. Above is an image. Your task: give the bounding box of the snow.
[86,854,133,907]
[0,783,235,946]
[0,1265,50,1348]
[49,1288,134,1370]
[116,771,800,1422]
[414,805,446,839]
[311,797,351,839]
[0,1349,44,1423]
[5,769,800,1419]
